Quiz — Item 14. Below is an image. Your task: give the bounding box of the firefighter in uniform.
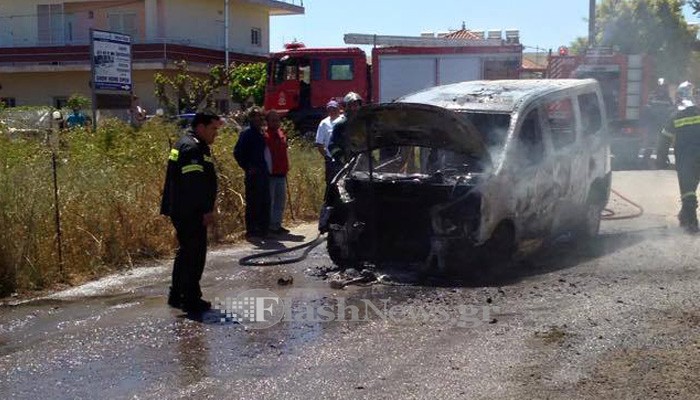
[161,112,221,313]
[645,78,674,168]
[663,81,700,233]
[328,91,363,168]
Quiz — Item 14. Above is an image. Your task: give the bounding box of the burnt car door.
[543,96,580,233]
[509,106,555,239]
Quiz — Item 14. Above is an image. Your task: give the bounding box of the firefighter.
[648,78,674,169]
[328,91,363,167]
[160,112,221,313]
[663,81,700,233]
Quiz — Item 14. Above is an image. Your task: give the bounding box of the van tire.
[580,200,604,239]
[474,222,516,278]
[327,232,358,269]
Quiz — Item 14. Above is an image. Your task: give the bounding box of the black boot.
[678,208,699,234]
[183,298,211,314]
[167,287,184,309]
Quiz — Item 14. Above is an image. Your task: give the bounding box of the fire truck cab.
[264,43,369,135]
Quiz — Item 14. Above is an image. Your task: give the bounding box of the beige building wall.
[2,0,271,52]
[162,0,269,55]
[0,69,234,113]
[0,70,162,111]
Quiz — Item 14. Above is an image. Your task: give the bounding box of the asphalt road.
[1,170,699,400]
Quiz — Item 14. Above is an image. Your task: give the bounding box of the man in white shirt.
[315,99,342,184]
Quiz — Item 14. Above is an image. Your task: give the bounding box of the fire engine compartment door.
[379,57,436,103]
[378,55,482,103]
[437,55,481,85]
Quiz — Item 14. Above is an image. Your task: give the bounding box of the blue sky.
[270,0,700,54]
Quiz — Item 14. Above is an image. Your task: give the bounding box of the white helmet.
[677,81,694,100]
[343,91,363,105]
[677,81,695,109]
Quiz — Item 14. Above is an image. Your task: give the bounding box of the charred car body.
[320,79,612,272]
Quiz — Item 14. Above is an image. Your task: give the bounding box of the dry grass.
[0,118,324,296]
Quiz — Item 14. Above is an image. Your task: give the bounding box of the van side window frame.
[577,91,603,136]
[543,95,578,150]
[515,106,547,166]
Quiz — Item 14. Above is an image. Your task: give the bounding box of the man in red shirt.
[264,110,290,234]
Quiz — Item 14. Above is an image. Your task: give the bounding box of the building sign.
[91,30,132,92]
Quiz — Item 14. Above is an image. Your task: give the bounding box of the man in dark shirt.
[233,106,271,239]
[161,112,221,313]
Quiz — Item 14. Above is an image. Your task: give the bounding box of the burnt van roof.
[398,79,598,113]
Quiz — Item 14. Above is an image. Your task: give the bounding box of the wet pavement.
[1,170,699,399]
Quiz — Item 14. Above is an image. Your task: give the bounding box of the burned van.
[319,79,611,272]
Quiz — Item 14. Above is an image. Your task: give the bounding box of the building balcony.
[243,0,305,15]
[0,39,268,73]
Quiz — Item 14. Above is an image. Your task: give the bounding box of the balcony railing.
[0,40,268,68]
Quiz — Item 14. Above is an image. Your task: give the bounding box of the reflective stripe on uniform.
[203,155,213,163]
[673,115,700,128]
[681,192,697,200]
[182,164,204,174]
[661,128,675,138]
[169,149,180,161]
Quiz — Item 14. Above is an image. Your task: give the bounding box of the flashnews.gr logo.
[215,289,500,330]
[214,289,284,329]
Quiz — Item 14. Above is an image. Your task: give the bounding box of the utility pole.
[225,0,230,71]
[589,0,596,47]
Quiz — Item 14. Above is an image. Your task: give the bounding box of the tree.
[690,0,700,14]
[228,62,266,108]
[153,61,229,115]
[66,93,90,110]
[590,0,697,83]
[569,37,590,55]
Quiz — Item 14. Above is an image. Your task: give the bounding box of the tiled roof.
[442,29,481,40]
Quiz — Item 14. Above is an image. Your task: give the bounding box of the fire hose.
[602,188,645,220]
[238,233,326,266]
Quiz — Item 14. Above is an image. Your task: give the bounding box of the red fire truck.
[547,46,655,163]
[264,33,523,135]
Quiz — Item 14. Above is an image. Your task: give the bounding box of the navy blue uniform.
[161,131,217,308]
[663,105,700,231]
[233,126,270,236]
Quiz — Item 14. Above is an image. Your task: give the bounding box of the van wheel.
[474,222,516,278]
[579,199,604,239]
[327,232,358,269]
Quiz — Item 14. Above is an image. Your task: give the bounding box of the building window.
[328,58,354,81]
[53,96,68,109]
[108,12,137,36]
[0,97,16,108]
[37,4,64,45]
[251,28,261,47]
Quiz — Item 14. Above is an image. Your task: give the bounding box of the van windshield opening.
[350,146,483,181]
